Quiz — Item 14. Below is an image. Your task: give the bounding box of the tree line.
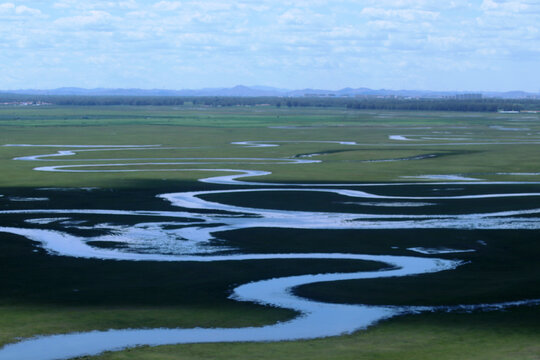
[1,93,539,112]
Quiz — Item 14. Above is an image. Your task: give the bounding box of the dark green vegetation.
[0,105,538,359]
[0,211,377,345]
[2,93,540,111]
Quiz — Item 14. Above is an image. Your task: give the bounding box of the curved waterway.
[0,254,455,360]
[1,144,539,360]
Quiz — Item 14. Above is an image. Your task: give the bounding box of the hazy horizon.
[1,1,539,92]
[2,85,538,95]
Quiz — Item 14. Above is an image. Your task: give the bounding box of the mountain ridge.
[1,86,538,99]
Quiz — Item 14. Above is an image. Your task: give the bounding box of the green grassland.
[0,105,538,359]
[0,106,539,187]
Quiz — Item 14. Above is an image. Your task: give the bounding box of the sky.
[0,0,539,92]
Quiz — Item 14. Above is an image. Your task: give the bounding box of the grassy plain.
[0,105,538,359]
[1,106,540,186]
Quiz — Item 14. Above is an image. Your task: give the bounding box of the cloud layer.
[1,0,539,91]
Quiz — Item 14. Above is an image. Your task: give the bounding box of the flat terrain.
[0,105,538,359]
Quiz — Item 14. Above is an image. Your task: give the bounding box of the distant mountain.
[1,86,539,99]
[0,88,182,96]
[182,85,285,97]
[0,86,286,97]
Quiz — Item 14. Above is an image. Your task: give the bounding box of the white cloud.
[0,0,539,91]
[118,1,138,9]
[481,0,530,12]
[54,10,119,31]
[193,2,233,12]
[15,5,42,16]
[153,1,182,11]
[279,9,313,25]
[53,0,138,10]
[1,3,43,17]
[126,10,154,18]
[0,3,15,12]
[361,7,439,21]
[366,20,399,31]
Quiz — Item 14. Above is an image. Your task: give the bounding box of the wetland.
[0,106,538,359]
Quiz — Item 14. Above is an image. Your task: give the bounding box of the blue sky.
[1,0,539,91]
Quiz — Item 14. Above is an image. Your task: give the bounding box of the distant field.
[1,106,540,186]
[0,106,538,360]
